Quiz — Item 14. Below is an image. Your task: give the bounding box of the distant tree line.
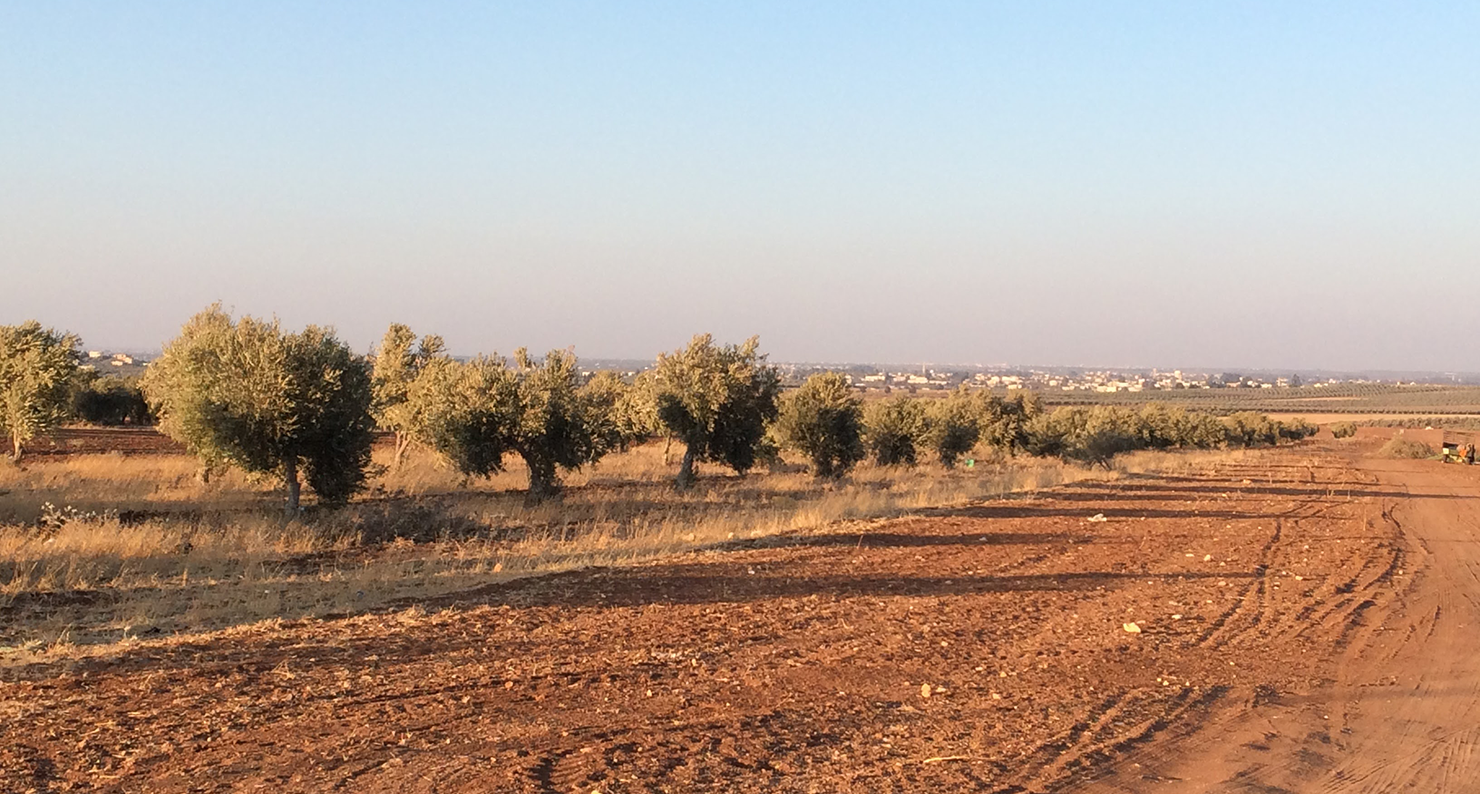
[0,310,1317,510]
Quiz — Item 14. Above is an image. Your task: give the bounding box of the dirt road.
[1,446,1459,792]
[1075,455,1480,793]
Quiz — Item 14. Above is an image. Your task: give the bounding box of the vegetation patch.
[1377,437,1436,459]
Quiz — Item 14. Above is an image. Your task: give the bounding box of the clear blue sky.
[3,2,1477,370]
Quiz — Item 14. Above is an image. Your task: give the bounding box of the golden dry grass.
[0,440,1245,663]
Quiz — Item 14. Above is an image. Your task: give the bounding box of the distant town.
[776,365,1437,392]
[85,349,1474,391]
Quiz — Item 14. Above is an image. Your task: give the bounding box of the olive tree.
[651,334,781,488]
[404,349,626,499]
[979,391,1042,455]
[863,395,928,466]
[0,321,81,462]
[72,373,152,426]
[1024,406,1155,466]
[1136,404,1225,449]
[403,355,519,479]
[1223,411,1283,447]
[775,372,865,479]
[371,323,446,467]
[142,306,375,513]
[507,348,615,499]
[925,387,985,468]
[580,370,651,456]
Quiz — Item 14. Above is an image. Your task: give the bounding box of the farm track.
[0,444,1443,792]
[1071,455,1480,792]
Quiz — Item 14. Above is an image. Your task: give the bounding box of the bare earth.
[1073,454,1480,793]
[4,442,1476,793]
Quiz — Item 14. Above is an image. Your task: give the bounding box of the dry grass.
[1112,447,1259,476]
[0,440,1234,663]
[1376,437,1437,459]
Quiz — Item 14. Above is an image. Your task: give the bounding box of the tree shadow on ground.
[1053,479,1441,502]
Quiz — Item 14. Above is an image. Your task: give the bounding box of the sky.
[3,2,1478,371]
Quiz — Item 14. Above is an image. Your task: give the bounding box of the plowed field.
[5,444,1461,793]
[23,428,182,457]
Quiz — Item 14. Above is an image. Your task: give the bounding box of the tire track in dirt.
[1069,455,1480,793]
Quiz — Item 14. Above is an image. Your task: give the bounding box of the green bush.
[1279,418,1319,442]
[1330,422,1358,439]
[925,387,984,468]
[862,396,927,466]
[775,372,865,479]
[73,374,153,426]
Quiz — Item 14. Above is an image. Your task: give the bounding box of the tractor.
[1441,440,1476,464]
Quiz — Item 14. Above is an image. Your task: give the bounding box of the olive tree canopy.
[775,371,865,479]
[862,395,927,467]
[650,334,781,487]
[925,386,985,468]
[371,323,446,467]
[0,321,81,462]
[507,348,616,498]
[142,306,376,513]
[402,349,628,499]
[403,354,519,480]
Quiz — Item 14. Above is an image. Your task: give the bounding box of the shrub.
[862,396,927,466]
[774,372,865,479]
[925,387,984,468]
[1330,422,1358,439]
[72,374,153,426]
[1377,438,1435,459]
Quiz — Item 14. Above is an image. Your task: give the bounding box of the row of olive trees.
[773,381,1318,478]
[368,325,783,496]
[131,308,784,513]
[774,383,1045,477]
[2,310,1318,513]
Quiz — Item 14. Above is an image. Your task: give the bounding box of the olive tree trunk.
[283,457,302,516]
[392,432,412,469]
[523,453,561,501]
[675,443,698,489]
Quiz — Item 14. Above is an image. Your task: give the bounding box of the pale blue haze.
[2,2,1477,370]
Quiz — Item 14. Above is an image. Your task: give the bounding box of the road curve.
[1072,456,1480,793]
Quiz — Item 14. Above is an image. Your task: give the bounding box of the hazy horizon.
[5,3,1478,371]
